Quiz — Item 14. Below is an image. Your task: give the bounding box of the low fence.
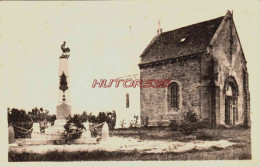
[9,122,105,139]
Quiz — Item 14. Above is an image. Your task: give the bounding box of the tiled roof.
[140,16,224,64]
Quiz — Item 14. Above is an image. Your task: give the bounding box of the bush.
[144,116,149,128]
[129,115,140,129]
[28,107,55,123]
[197,118,211,129]
[237,124,250,129]
[80,110,116,130]
[64,115,85,139]
[8,108,32,124]
[178,110,199,135]
[196,132,214,140]
[169,120,178,131]
[216,124,229,129]
[120,119,126,128]
[156,116,164,129]
[8,108,33,138]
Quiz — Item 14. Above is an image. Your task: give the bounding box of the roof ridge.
[162,16,224,35]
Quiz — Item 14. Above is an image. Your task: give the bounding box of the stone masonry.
[139,11,250,127]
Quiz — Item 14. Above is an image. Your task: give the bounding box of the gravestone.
[31,123,42,139]
[101,122,110,141]
[8,126,15,144]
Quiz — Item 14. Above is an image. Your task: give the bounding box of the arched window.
[169,82,179,109]
[126,93,129,108]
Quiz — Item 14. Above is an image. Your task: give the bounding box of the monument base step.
[14,137,98,146]
[73,138,97,144]
[15,138,64,145]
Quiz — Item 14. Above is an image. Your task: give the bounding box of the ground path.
[9,136,235,154]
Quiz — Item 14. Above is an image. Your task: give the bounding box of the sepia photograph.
[0,0,259,166]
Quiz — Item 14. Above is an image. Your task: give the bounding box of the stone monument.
[56,41,71,121]
[101,122,110,142]
[12,42,101,145]
[28,42,73,143]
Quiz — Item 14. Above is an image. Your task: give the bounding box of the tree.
[64,114,85,139]
[178,110,199,135]
[28,107,56,124]
[81,111,88,122]
[79,110,117,130]
[8,108,33,139]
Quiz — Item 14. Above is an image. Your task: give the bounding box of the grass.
[9,127,251,161]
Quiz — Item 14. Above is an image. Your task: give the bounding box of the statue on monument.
[60,41,70,58]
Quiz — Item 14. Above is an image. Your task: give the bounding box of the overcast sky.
[0,1,259,116]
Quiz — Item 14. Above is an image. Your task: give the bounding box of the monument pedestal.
[56,103,71,120]
[44,119,67,139]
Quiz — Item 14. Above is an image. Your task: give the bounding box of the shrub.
[169,120,178,131]
[80,110,116,130]
[178,110,199,135]
[28,107,55,123]
[196,132,214,140]
[104,110,116,130]
[64,114,85,139]
[216,124,228,129]
[8,108,33,138]
[156,116,164,129]
[8,108,32,124]
[237,124,250,129]
[89,123,98,137]
[144,116,149,128]
[120,119,126,128]
[130,115,140,129]
[197,118,211,129]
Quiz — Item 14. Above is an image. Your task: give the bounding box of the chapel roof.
[140,16,225,63]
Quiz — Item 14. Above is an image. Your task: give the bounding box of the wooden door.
[225,96,231,125]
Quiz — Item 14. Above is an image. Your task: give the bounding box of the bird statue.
[61,41,70,54]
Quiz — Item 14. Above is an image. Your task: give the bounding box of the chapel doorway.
[224,77,238,125]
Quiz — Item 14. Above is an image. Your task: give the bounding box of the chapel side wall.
[140,56,202,126]
[199,54,213,124]
[210,16,249,125]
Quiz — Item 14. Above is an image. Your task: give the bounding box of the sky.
[0,1,259,119]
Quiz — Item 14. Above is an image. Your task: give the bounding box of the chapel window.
[169,82,179,109]
[126,93,129,108]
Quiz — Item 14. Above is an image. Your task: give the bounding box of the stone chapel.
[139,11,250,127]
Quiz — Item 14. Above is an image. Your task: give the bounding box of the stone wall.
[210,15,250,126]
[140,55,206,126]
